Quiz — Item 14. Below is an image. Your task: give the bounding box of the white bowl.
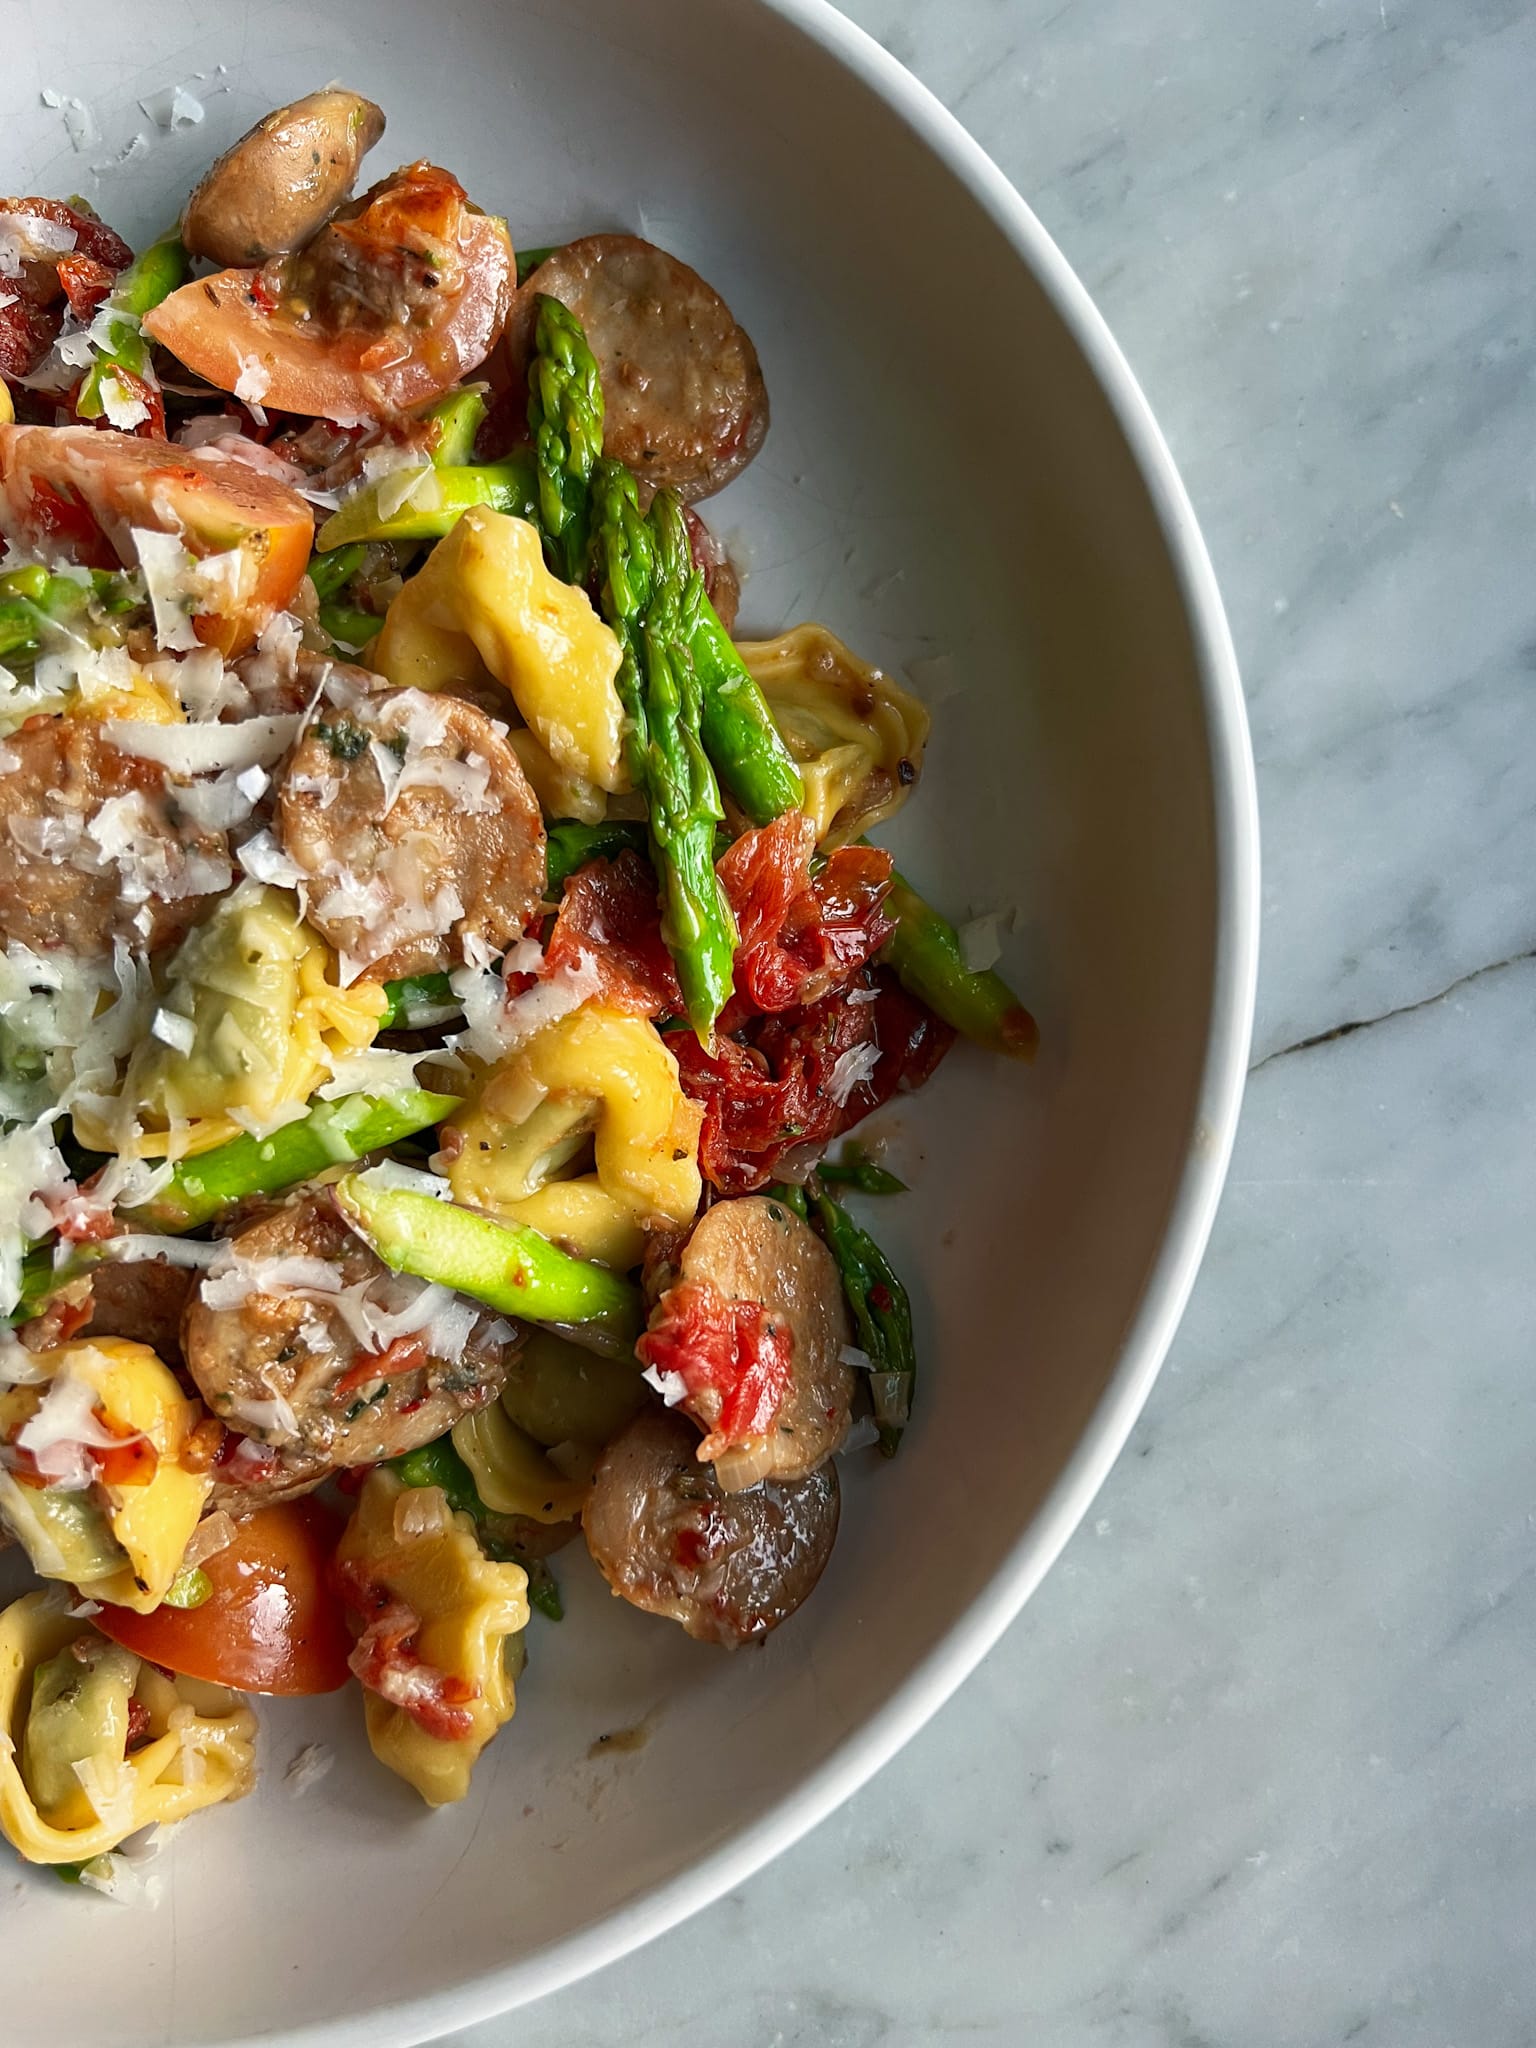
[4,3,1257,2041]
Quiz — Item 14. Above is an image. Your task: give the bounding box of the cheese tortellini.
[76,881,386,1158]
[0,1339,211,1613]
[447,1004,703,1270]
[0,1590,256,1865]
[453,1330,646,1525]
[740,622,930,847]
[335,1470,529,1808]
[371,507,630,807]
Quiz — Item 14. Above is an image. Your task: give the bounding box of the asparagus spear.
[0,567,139,664]
[690,602,806,825]
[522,298,802,824]
[306,543,367,603]
[816,1147,909,1195]
[813,1188,917,1456]
[315,452,539,551]
[527,294,604,584]
[423,387,487,466]
[318,602,384,651]
[332,1170,642,1357]
[590,462,736,1038]
[881,874,1038,1059]
[121,1089,460,1234]
[74,233,188,424]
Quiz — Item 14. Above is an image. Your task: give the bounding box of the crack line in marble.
[1250,944,1536,1072]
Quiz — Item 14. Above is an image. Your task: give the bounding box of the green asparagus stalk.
[333,1171,642,1357]
[306,544,367,603]
[121,1089,460,1234]
[0,567,139,664]
[74,233,188,423]
[422,387,487,467]
[315,453,539,551]
[390,1436,564,1617]
[378,972,459,1030]
[690,603,806,825]
[881,873,1038,1059]
[318,602,384,651]
[811,1188,917,1456]
[527,294,605,584]
[590,462,735,1038]
[816,1148,909,1195]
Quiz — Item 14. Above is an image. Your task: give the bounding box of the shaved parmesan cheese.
[233,356,270,405]
[826,1041,882,1107]
[100,1234,226,1271]
[838,1415,882,1456]
[237,829,308,888]
[99,373,150,432]
[958,909,1012,974]
[226,1392,300,1440]
[151,1007,195,1054]
[200,1253,344,1312]
[15,1371,132,1490]
[131,529,202,652]
[103,713,301,774]
[78,1849,164,1907]
[839,1344,875,1373]
[285,1743,334,1795]
[315,1045,430,1100]
[640,1362,689,1408]
[0,1116,74,1313]
[375,464,435,522]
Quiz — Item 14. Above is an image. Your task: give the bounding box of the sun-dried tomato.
[545,851,681,1017]
[637,1277,793,1452]
[718,811,895,1023]
[56,251,115,321]
[675,965,953,1193]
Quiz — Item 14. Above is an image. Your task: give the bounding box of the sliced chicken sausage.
[0,717,231,955]
[584,1403,839,1647]
[642,1193,855,1491]
[182,1191,514,1467]
[180,88,386,268]
[275,685,546,980]
[516,234,769,502]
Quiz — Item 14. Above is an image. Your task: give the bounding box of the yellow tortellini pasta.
[371,507,631,801]
[740,622,931,847]
[76,881,386,1159]
[0,1590,256,1864]
[453,1403,592,1526]
[448,1004,702,1269]
[0,1339,211,1614]
[499,1329,648,1452]
[336,1470,528,1808]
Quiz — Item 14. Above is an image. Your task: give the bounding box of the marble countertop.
[451,2,1536,2041]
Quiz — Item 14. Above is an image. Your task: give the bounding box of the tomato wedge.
[94,1497,351,1695]
[0,423,313,655]
[144,162,513,422]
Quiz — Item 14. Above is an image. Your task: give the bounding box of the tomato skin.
[94,1497,351,1695]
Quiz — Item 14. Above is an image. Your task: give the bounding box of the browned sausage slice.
[182,1191,514,1467]
[0,717,232,955]
[180,89,387,268]
[517,234,769,502]
[584,1404,839,1646]
[646,1194,855,1491]
[274,685,546,980]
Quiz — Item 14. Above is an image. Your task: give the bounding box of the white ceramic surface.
[2,3,1255,2041]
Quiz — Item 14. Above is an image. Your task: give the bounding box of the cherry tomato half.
[94,1497,352,1695]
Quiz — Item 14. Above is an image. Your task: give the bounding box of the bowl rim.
[182,4,1259,2040]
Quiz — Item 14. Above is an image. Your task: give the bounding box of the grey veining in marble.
[448,1,1536,2041]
